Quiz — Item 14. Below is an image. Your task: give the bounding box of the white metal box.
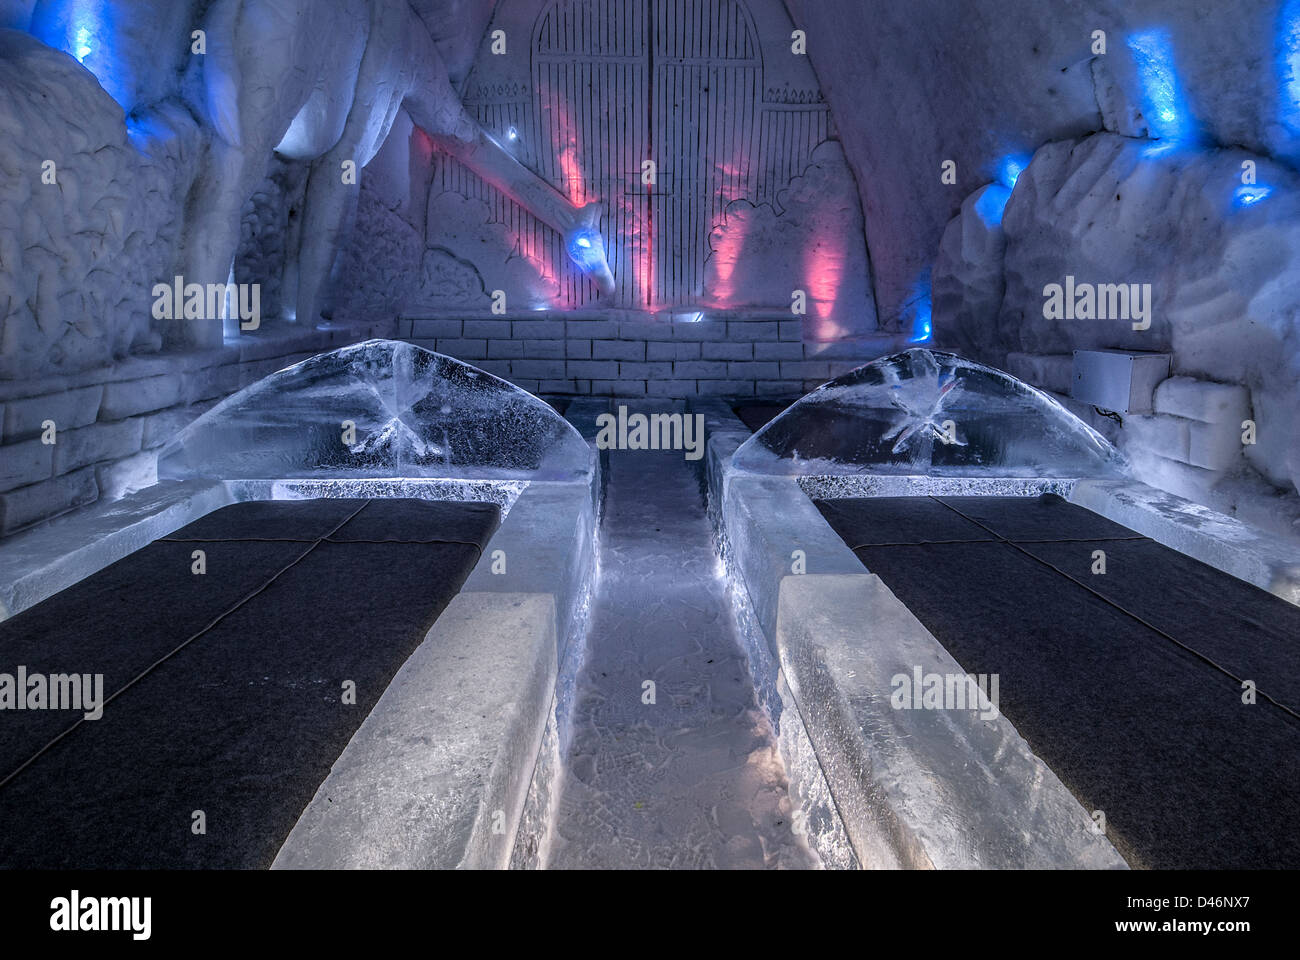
[1071,349,1171,414]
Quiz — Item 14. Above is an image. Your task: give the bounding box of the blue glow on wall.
[1127,29,1193,144]
[32,1,130,109]
[974,184,1012,227]
[125,114,178,155]
[1278,0,1300,134]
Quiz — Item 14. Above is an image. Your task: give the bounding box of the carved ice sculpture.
[733,348,1127,478]
[187,0,614,347]
[157,339,592,481]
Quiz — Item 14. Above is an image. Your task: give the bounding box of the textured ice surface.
[734,349,1126,479]
[709,481,859,869]
[799,475,1074,501]
[159,340,590,482]
[229,479,526,515]
[543,434,819,869]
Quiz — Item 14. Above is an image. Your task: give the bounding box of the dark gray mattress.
[814,493,1300,869]
[0,498,499,869]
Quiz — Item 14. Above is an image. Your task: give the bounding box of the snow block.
[0,466,98,536]
[1188,420,1245,472]
[1124,414,1190,465]
[1154,377,1251,426]
[0,437,53,492]
[1005,353,1074,396]
[1,386,103,442]
[52,419,144,474]
[100,374,183,421]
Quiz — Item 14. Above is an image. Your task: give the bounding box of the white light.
[74,27,92,62]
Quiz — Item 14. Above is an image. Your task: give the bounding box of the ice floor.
[542,439,819,869]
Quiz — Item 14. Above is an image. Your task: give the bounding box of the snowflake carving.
[880,365,968,455]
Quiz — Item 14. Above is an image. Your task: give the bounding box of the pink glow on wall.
[558,146,585,203]
[543,95,586,203]
[628,195,656,308]
[803,240,848,340]
[705,213,749,308]
[413,127,435,165]
[714,160,747,207]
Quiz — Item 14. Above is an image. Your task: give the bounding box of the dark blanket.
[0,498,499,869]
[815,493,1300,869]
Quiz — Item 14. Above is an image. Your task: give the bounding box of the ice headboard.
[158,339,591,482]
[733,348,1127,479]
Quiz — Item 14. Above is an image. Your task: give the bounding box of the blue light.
[1234,184,1272,208]
[1127,29,1193,144]
[997,155,1030,190]
[907,270,934,344]
[566,226,607,272]
[507,126,519,141]
[974,183,1012,227]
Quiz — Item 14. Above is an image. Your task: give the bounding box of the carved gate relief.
[424,0,874,335]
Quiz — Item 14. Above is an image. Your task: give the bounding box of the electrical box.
[1071,349,1171,414]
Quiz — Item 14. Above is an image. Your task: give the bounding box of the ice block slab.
[776,573,1126,869]
[272,592,556,871]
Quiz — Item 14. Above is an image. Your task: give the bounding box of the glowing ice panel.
[158,340,591,482]
[733,349,1127,479]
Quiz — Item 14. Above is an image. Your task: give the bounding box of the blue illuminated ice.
[158,340,591,482]
[734,349,1127,478]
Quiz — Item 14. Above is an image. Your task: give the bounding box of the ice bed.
[0,340,598,869]
[701,348,1300,869]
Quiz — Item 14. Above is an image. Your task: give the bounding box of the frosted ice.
[734,349,1127,478]
[158,340,591,481]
